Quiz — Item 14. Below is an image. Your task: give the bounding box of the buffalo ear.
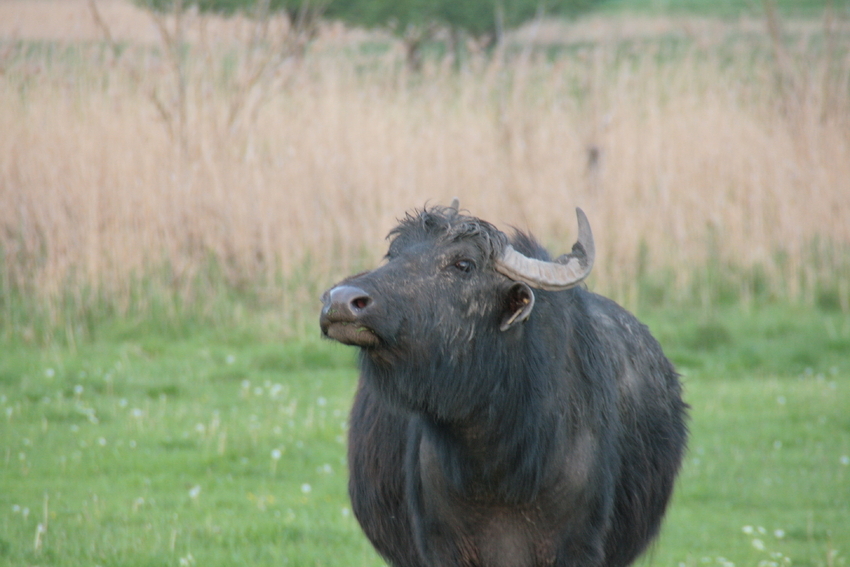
[500,282,535,332]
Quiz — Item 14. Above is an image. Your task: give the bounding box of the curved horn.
[495,208,595,291]
[447,197,460,214]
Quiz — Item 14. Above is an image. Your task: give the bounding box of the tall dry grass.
[1,4,850,340]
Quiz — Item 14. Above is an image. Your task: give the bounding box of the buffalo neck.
[363,292,588,505]
[414,374,566,506]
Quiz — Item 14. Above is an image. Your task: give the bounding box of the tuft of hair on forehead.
[387,204,508,260]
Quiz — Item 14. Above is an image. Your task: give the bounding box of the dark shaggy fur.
[320,205,688,567]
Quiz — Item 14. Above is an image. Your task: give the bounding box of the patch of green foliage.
[325,0,601,39]
[136,0,316,17]
[596,0,850,18]
[1,304,848,566]
[135,0,603,49]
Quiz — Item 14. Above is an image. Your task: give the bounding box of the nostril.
[325,285,373,319]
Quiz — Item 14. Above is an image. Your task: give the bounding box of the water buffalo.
[319,201,688,567]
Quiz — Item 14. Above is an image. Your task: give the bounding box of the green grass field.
[1,304,848,567]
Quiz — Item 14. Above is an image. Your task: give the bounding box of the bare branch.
[88,0,120,58]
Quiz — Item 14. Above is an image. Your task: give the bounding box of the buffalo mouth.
[322,321,381,347]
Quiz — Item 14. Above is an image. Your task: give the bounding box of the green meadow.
[1,305,848,566]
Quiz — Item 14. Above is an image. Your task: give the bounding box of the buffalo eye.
[452,259,475,273]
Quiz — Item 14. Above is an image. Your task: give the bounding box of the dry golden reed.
[1,2,849,336]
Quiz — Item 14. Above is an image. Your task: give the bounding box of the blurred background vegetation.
[1,0,848,345]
